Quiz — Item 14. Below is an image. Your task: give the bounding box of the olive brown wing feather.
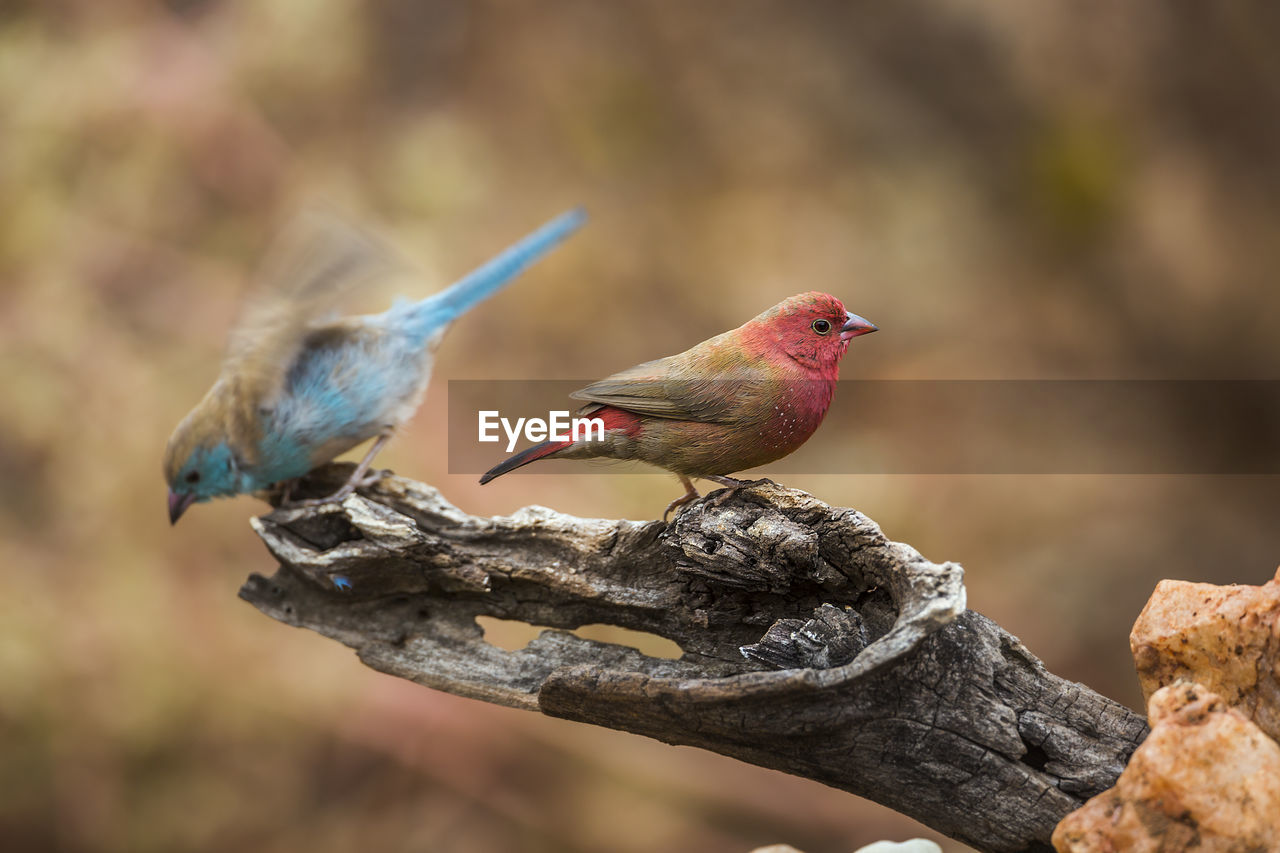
[568,354,765,425]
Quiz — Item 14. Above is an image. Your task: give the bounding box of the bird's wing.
[218,213,402,421]
[569,353,764,424]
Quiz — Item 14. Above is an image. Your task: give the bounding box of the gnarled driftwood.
[239,464,1148,852]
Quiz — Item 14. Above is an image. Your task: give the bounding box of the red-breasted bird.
[479,292,877,518]
[163,209,584,523]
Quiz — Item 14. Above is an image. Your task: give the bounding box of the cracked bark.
[239,464,1148,852]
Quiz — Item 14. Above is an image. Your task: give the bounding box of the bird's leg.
[295,427,395,507]
[663,475,701,522]
[272,477,312,508]
[332,427,395,493]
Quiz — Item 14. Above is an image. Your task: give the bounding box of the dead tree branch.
[239,464,1147,852]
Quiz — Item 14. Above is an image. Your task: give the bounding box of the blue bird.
[164,208,585,523]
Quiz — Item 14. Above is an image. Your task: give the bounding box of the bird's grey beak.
[168,489,197,525]
[841,311,878,340]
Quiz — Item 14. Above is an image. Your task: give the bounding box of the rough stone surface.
[1130,566,1280,743]
[1053,681,1280,852]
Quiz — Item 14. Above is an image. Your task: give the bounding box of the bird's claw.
[706,476,771,508]
[663,475,702,523]
[733,477,773,493]
[662,493,697,522]
[710,488,740,507]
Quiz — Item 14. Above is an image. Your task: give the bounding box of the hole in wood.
[475,616,683,660]
[1022,742,1049,772]
[574,623,684,659]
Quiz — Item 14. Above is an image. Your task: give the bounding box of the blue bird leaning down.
[163,208,585,523]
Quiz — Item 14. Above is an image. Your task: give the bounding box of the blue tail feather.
[408,208,586,332]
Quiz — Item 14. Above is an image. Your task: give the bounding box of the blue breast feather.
[254,320,429,483]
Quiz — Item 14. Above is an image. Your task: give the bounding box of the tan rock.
[1130,566,1280,742]
[1053,682,1280,852]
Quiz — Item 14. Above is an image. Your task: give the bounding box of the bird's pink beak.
[168,489,197,525]
[840,311,878,341]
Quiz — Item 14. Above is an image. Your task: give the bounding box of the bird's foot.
[710,487,741,507]
[662,492,698,522]
[279,429,396,509]
[351,467,388,489]
[705,475,770,507]
[663,476,701,522]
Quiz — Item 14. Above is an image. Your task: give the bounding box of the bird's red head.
[742,291,877,374]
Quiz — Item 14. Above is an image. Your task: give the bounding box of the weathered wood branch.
[239,464,1148,852]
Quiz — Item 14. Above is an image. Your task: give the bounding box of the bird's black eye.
[185,470,200,484]
[812,318,832,335]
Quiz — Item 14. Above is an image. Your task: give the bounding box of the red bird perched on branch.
[480,292,878,519]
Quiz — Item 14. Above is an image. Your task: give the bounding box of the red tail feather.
[479,438,573,484]
[479,405,641,484]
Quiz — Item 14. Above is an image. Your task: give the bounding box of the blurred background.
[3,1,1279,851]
